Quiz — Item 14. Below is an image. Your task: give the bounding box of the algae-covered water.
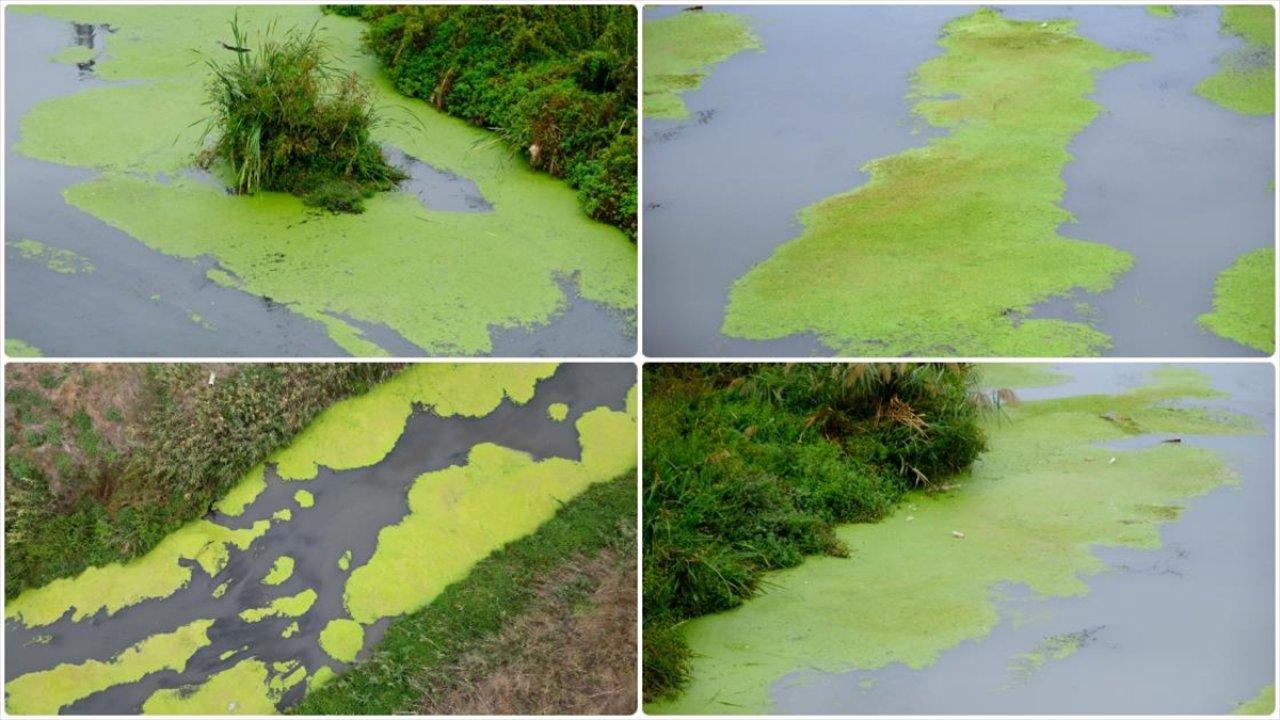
[643,5,1274,357]
[4,7,636,358]
[647,363,1274,714]
[4,363,637,714]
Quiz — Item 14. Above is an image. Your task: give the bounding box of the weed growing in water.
[198,16,406,213]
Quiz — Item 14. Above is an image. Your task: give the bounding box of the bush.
[198,16,405,213]
[642,363,987,701]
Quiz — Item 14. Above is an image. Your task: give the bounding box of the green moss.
[6,519,269,628]
[547,402,570,421]
[1146,6,1175,18]
[294,489,314,509]
[1198,247,1275,353]
[4,618,215,714]
[238,588,317,623]
[721,9,1144,356]
[647,368,1255,714]
[8,237,94,274]
[1196,6,1275,115]
[1234,684,1276,715]
[15,5,635,356]
[979,363,1069,390]
[644,10,760,119]
[318,618,364,663]
[141,658,303,714]
[262,556,295,586]
[343,386,637,624]
[5,339,43,357]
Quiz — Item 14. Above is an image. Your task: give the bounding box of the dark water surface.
[643,6,1274,357]
[3,363,635,713]
[771,363,1275,713]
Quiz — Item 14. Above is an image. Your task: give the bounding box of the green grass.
[721,8,1144,356]
[199,16,405,213]
[1198,247,1275,353]
[642,363,985,701]
[289,471,636,714]
[1196,5,1275,115]
[643,10,761,119]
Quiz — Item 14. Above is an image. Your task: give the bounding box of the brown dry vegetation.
[416,548,638,715]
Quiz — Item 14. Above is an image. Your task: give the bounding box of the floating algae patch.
[644,9,761,119]
[338,550,352,572]
[262,556,295,586]
[294,489,314,509]
[343,385,638,624]
[8,237,94,274]
[1198,248,1275,354]
[271,363,556,480]
[238,588,317,623]
[1003,628,1096,687]
[141,658,301,715]
[979,364,1069,391]
[5,519,269,628]
[5,339,43,357]
[548,402,570,421]
[318,618,364,663]
[50,44,95,65]
[1197,5,1275,115]
[648,368,1255,714]
[1234,684,1276,715]
[4,618,215,715]
[15,5,635,356]
[212,464,266,517]
[1146,5,1176,19]
[281,622,299,639]
[721,9,1144,357]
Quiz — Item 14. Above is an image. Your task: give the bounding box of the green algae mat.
[1199,247,1276,354]
[5,364,638,714]
[643,9,760,119]
[647,367,1259,714]
[1197,5,1276,115]
[721,8,1145,356]
[14,6,635,356]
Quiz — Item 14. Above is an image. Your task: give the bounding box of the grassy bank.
[642,363,986,701]
[1196,5,1275,115]
[4,363,403,598]
[291,471,637,715]
[330,5,637,238]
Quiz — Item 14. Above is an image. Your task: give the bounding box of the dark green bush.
[198,17,405,213]
[642,363,987,701]
[341,5,637,238]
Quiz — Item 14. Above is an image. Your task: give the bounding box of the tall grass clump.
[330,5,637,238]
[642,363,987,701]
[198,17,405,213]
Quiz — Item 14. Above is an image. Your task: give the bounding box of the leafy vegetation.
[327,5,637,238]
[199,17,406,213]
[642,363,987,700]
[291,472,636,715]
[4,363,403,598]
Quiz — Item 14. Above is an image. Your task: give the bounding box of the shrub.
[198,16,405,213]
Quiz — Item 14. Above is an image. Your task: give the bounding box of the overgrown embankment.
[329,5,637,238]
[642,363,986,701]
[291,472,637,715]
[4,363,402,598]
[1196,5,1275,115]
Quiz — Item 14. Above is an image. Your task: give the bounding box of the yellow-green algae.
[141,658,303,715]
[211,581,230,599]
[9,237,94,274]
[212,464,266,516]
[647,368,1255,714]
[281,621,300,639]
[338,550,353,572]
[318,618,365,663]
[721,9,1144,357]
[1146,5,1176,18]
[548,402,570,421]
[344,385,638,624]
[1196,5,1275,115]
[979,363,1069,390]
[1004,631,1084,685]
[14,5,635,356]
[294,489,315,509]
[238,588,317,623]
[643,10,761,119]
[5,339,43,357]
[272,508,293,522]
[1198,247,1275,354]
[50,44,95,65]
[6,519,269,628]
[5,618,215,714]
[272,363,556,480]
[262,556,295,586]
[1234,684,1276,715]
